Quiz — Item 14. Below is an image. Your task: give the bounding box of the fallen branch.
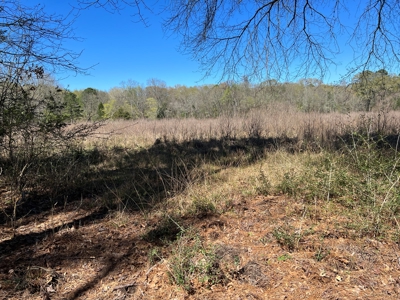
[112,282,137,291]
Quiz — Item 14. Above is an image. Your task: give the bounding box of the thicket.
[0,1,98,230]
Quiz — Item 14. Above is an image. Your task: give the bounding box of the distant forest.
[60,69,400,121]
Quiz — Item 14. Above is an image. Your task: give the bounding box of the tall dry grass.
[87,110,400,149]
[1,109,399,239]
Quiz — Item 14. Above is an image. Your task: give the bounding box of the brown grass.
[1,110,400,299]
[88,110,400,149]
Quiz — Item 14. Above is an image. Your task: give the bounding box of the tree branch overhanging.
[69,0,400,82]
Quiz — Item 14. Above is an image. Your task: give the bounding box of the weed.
[259,236,270,245]
[256,165,271,196]
[190,196,216,217]
[143,214,185,245]
[168,230,224,291]
[148,247,162,266]
[277,254,292,261]
[338,127,400,236]
[273,225,302,251]
[233,255,241,267]
[277,170,300,197]
[314,246,330,262]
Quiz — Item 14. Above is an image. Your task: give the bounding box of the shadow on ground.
[0,133,398,299]
[0,135,302,225]
[0,135,297,298]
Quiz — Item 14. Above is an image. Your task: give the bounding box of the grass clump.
[168,230,224,292]
[273,225,303,251]
[189,196,217,217]
[255,165,272,196]
[143,214,185,245]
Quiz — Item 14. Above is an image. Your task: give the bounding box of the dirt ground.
[1,194,400,300]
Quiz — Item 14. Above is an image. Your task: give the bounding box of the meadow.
[1,109,400,299]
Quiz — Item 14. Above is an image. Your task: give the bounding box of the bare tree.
[146,78,170,118]
[0,1,85,157]
[120,80,148,118]
[0,1,83,77]
[0,1,97,208]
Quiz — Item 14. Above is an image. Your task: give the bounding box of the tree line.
[60,70,400,121]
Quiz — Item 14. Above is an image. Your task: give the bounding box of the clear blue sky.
[25,0,215,91]
[19,1,396,91]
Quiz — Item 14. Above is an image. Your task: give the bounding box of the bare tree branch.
[76,0,400,82]
[76,0,152,24]
[0,1,86,77]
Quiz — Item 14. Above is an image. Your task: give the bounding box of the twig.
[112,282,137,291]
[145,260,162,278]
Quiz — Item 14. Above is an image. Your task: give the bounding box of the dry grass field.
[1,110,400,299]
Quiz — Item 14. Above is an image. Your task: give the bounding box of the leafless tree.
[146,78,170,118]
[0,1,97,199]
[0,1,83,78]
[0,1,85,157]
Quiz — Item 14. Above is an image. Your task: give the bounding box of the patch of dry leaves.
[1,195,400,300]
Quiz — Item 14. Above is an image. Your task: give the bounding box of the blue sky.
[19,1,396,91]
[25,0,215,91]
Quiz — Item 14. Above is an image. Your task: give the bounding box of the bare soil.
[1,194,400,300]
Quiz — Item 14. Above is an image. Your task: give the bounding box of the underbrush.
[1,111,400,297]
[270,132,400,239]
[1,111,399,235]
[167,229,225,292]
